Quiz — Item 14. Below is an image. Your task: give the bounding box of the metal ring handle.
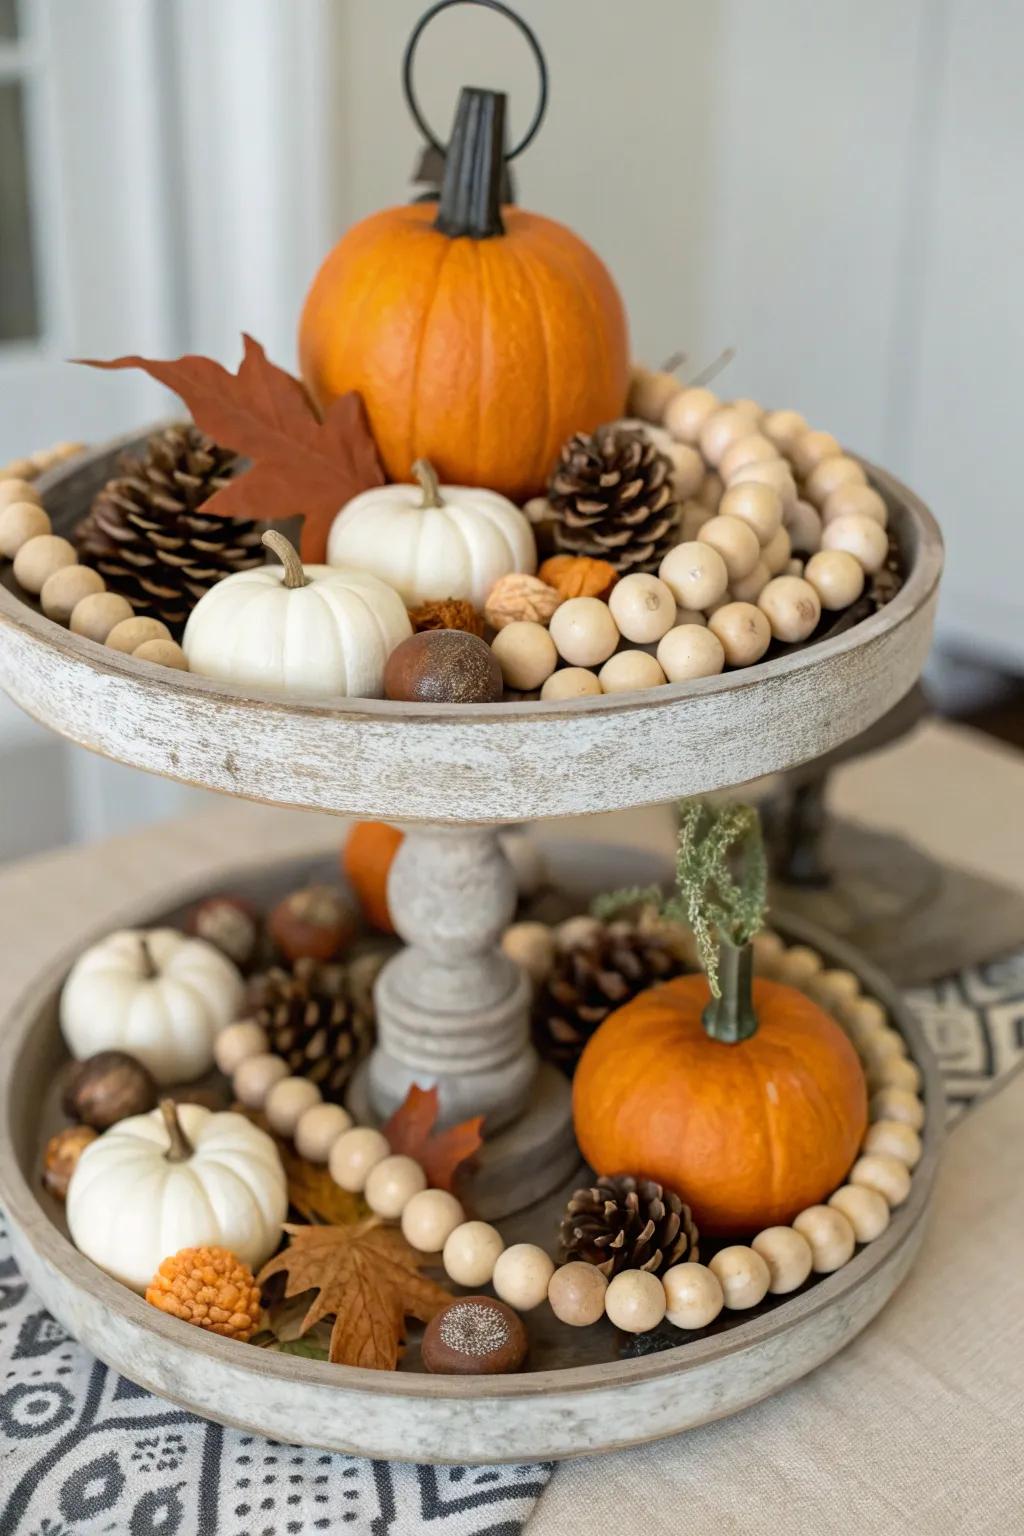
[402,0,549,160]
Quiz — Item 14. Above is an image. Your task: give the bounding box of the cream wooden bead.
[214,1020,269,1076]
[401,1189,465,1253]
[751,1225,813,1294]
[608,573,677,643]
[761,524,792,576]
[869,1055,922,1095]
[730,561,771,603]
[493,1244,555,1311]
[604,1268,667,1333]
[365,1154,428,1218]
[491,621,558,690]
[709,1245,770,1309]
[700,406,758,468]
[555,914,603,950]
[850,1152,912,1208]
[730,397,764,422]
[870,1086,925,1131]
[719,482,783,546]
[828,1184,890,1243]
[105,616,172,653]
[13,534,77,594]
[863,1119,922,1169]
[659,541,729,610]
[839,995,887,1041]
[807,968,861,1012]
[501,920,556,986]
[627,365,682,423]
[656,623,725,683]
[757,576,821,643]
[233,1052,289,1108]
[294,1101,353,1163]
[40,564,105,624]
[752,929,785,975]
[680,500,714,542]
[442,1220,505,1287]
[70,591,134,643]
[698,515,760,582]
[804,549,865,610]
[547,1261,608,1327]
[792,1205,856,1273]
[134,639,188,671]
[2,458,36,479]
[822,514,889,574]
[0,500,50,557]
[264,1076,323,1139]
[785,499,823,555]
[540,666,602,701]
[860,1032,908,1083]
[0,479,41,510]
[786,559,804,577]
[804,454,867,508]
[548,597,619,668]
[697,470,724,511]
[719,432,779,483]
[776,943,823,985]
[599,649,666,693]
[791,429,841,478]
[328,1126,391,1193]
[663,1261,724,1329]
[707,602,771,667]
[665,441,705,499]
[665,387,720,444]
[674,605,707,626]
[822,482,888,527]
[762,408,809,454]
[728,458,798,513]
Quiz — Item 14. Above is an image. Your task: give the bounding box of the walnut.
[407,598,484,637]
[483,573,563,631]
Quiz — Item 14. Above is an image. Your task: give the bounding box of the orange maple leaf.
[383,1084,484,1195]
[78,335,384,561]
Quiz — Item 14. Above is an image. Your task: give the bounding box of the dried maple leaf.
[258,1219,451,1370]
[78,335,384,561]
[383,1084,484,1194]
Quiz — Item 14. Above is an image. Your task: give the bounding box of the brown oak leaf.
[258,1219,451,1370]
[383,1084,484,1194]
[78,335,384,561]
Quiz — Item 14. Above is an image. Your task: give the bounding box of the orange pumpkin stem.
[434,87,506,241]
[702,938,758,1044]
[412,459,444,509]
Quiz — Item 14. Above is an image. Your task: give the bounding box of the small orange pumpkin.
[299,88,629,502]
[341,821,404,933]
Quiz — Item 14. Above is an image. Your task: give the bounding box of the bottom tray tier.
[0,841,942,1463]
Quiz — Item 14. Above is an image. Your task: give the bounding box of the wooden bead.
[659,541,729,610]
[761,524,792,576]
[214,1020,269,1076]
[776,943,823,985]
[365,1153,428,1218]
[680,501,713,542]
[608,573,676,643]
[491,621,558,689]
[0,500,50,557]
[40,564,105,624]
[719,433,779,484]
[548,597,619,668]
[751,1225,813,1294]
[850,1152,912,1208]
[133,638,189,671]
[839,995,887,1040]
[828,1184,890,1243]
[786,499,823,555]
[604,1268,667,1333]
[662,1261,724,1329]
[401,1188,465,1253]
[707,602,771,667]
[757,576,821,643]
[599,649,666,693]
[233,1051,289,1108]
[627,364,682,423]
[664,386,720,444]
[804,454,867,507]
[860,1031,908,1083]
[822,514,889,574]
[264,1076,323,1139]
[786,558,805,577]
[657,623,725,682]
[804,549,865,610]
[728,458,798,512]
[674,604,708,626]
[443,1220,505,1287]
[823,482,888,527]
[555,914,603,950]
[0,479,42,511]
[2,458,36,480]
[791,429,841,478]
[501,921,555,986]
[547,1261,609,1326]
[328,1126,391,1192]
[13,534,77,594]
[792,1205,856,1273]
[493,1244,555,1311]
[730,398,764,421]
[863,1119,922,1169]
[665,441,705,499]
[70,591,134,643]
[294,1101,353,1162]
[870,1086,925,1131]
[762,409,808,454]
[697,470,724,511]
[105,616,171,653]
[540,666,601,701]
[869,1055,922,1095]
[730,561,771,604]
[698,515,761,582]
[700,406,758,468]
[807,968,861,1011]
[709,1245,770,1309]
[719,482,783,546]
[752,929,785,975]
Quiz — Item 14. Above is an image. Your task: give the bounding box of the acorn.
[267,883,356,963]
[186,893,260,969]
[62,1050,158,1129]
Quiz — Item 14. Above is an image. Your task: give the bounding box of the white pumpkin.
[183,530,412,699]
[60,928,244,1085]
[326,459,536,609]
[67,1101,287,1291]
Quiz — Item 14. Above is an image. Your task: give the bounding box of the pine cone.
[246,955,380,1102]
[533,914,692,1074]
[75,424,262,635]
[548,426,679,573]
[560,1175,699,1278]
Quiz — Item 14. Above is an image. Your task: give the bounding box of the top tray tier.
[0,432,942,824]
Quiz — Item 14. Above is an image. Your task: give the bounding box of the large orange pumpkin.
[573,973,867,1237]
[299,88,629,502]
[341,821,404,934]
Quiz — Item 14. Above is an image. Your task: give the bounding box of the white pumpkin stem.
[159,1099,193,1162]
[262,530,308,589]
[412,459,444,509]
[138,934,157,980]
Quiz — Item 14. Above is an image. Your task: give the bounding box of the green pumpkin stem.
[434,87,506,240]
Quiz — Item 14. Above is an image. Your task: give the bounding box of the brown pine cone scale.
[246,954,380,1102]
[548,426,679,573]
[560,1174,699,1278]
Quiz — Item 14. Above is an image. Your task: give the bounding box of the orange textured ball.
[145,1245,262,1342]
[573,975,867,1237]
[342,821,404,933]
